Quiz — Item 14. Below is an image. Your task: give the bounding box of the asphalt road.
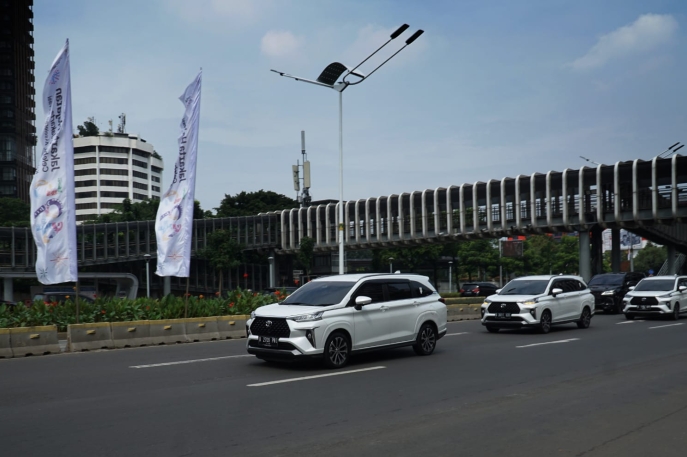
[1,313,686,457]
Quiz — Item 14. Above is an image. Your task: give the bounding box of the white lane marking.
[445,332,468,337]
[648,323,684,330]
[130,354,252,368]
[247,366,386,387]
[516,338,580,349]
[617,321,635,325]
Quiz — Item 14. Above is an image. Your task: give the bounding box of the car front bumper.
[623,303,672,315]
[481,311,539,328]
[245,317,324,361]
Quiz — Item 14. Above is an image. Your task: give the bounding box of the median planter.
[217,315,248,339]
[111,320,151,348]
[149,319,189,345]
[0,328,12,358]
[68,322,115,352]
[446,304,482,321]
[185,317,220,342]
[9,325,60,357]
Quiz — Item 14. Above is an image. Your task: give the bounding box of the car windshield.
[463,284,478,289]
[499,279,549,295]
[588,275,624,286]
[280,281,355,306]
[633,279,675,292]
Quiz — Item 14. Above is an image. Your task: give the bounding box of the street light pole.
[389,257,394,274]
[448,261,453,293]
[144,254,151,298]
[272,24,423,275]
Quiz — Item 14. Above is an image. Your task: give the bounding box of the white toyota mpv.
[246,273,448,368]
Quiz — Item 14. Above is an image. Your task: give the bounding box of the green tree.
[83,199,209,223]
[296,236,315,276]
[215,190,297,217]
[76,119,99,137]
[633,243,666,275]
[552,235,579,274]
[0,197,31,227]
[456,239,498,281]
[199,229,244,296]
[524,235,556,275]
[378,244,444,274]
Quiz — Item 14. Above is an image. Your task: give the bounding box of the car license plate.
[639,305,649,310]
[496,313,511,318]
[259,336,278,347]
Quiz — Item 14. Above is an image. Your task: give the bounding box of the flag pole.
[75,280,80,324]
[184,276,190,318]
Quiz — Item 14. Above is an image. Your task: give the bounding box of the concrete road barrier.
[111,320,151,348]
[447,304,482,321]
[185,317,220,342]
[68,322,114,352]
[217,315,248,339]
[149,319,189,345]
[9,325,60,356]
[0,328,12,358]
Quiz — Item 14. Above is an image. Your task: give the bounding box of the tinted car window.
[499,280,549,295]
[633,279,675,292]
[411,281,434,297]
[354,282,385,303]
[281,281,355,306]
[387,282,412,301]
[588,275,624,286]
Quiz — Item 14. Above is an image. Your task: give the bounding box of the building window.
[74,146,96,154]
[133,182,148,190]
[132,170,148,180]
[76,202,97,210]
[0,184,17,195]
[152,185,160,192]
[99,146,128,154]
[151,175,160,183]
[74,169,97,176]
[100,169,128,176]
[76,191,97,198]
[132,159,148,169]
[74,157,97,165]
[0,81,13,90]
[99,157,127,165]
[132,192,148,200]
[100,191,128,199]
[99,180,128,187]
[0,95,11,104]
[132,149,149,158]
[1,167,16,180]
[151,165,162,173]
[75,180,97,188]
[0,108,14,118]
[101,202,124,209]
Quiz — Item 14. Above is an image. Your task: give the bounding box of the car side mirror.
[629,286,635,291]
[679,286,687,292]
[551,287,563,297]
[495,289,502,294]
[354,295,372,310]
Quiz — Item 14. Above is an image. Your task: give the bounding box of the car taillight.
[438,297,446,304]
[473,287,480,292]
[460,288,464,293]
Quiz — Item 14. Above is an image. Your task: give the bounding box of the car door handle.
[380,305,389,311]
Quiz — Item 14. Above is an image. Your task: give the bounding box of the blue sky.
[33,0,687,211]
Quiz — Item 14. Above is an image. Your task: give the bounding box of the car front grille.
[248,340,296,351]
[487,302,521,314]
[250,317,290,338]
[630,297,658,306]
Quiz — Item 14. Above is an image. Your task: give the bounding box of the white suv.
[481,275,595,334]
[622,275,687,320]
[246,273,447,368]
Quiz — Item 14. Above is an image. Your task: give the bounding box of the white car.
[481,275,595,334]
[246,273,448,368]
[622,275,687,320]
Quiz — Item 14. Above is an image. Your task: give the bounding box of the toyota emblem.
[641,298,646,301]
[265,320,272,327]
[501,304,506,308]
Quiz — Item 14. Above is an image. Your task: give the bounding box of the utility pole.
[292,131,312,207]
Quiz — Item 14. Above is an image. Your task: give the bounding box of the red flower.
[229,302,234,308]
[101,310,106,314]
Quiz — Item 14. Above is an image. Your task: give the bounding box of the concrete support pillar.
[590,226,603,277]
[611,228,621,273]
[268,252,276,288]
[3,277,13,302]
[579,230,591,282]
[163,276,171,297]
[667,245,676,275]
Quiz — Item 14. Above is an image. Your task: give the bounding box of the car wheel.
[615,299,624,315]
[413,323,437,356]
[486,326,500,333]
[539,310,552,334]
[323,332,350,369]
[624,313,635,320]
[576,307,592,329]
[671,303,680,321]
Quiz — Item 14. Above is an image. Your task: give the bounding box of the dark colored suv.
[588,272,645,314]
[460,282,498,297]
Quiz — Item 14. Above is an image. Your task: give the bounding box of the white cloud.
[570,14,678,71]
[261,30,302,57]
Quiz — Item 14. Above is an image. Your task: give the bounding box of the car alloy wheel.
[324,332,350,369]
[413,323,437,356]
[577,308,591,329]
[672,304,680,321]
[539,310,552,334]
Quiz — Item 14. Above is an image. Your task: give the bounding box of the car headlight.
[521,299,538,305]
[601,291,615,296]
[483,299,491,306]
[289,311,324,322]
[250,311,256,319]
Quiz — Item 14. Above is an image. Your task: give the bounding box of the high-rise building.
[73,133,164,222]
[0,0,36,203]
